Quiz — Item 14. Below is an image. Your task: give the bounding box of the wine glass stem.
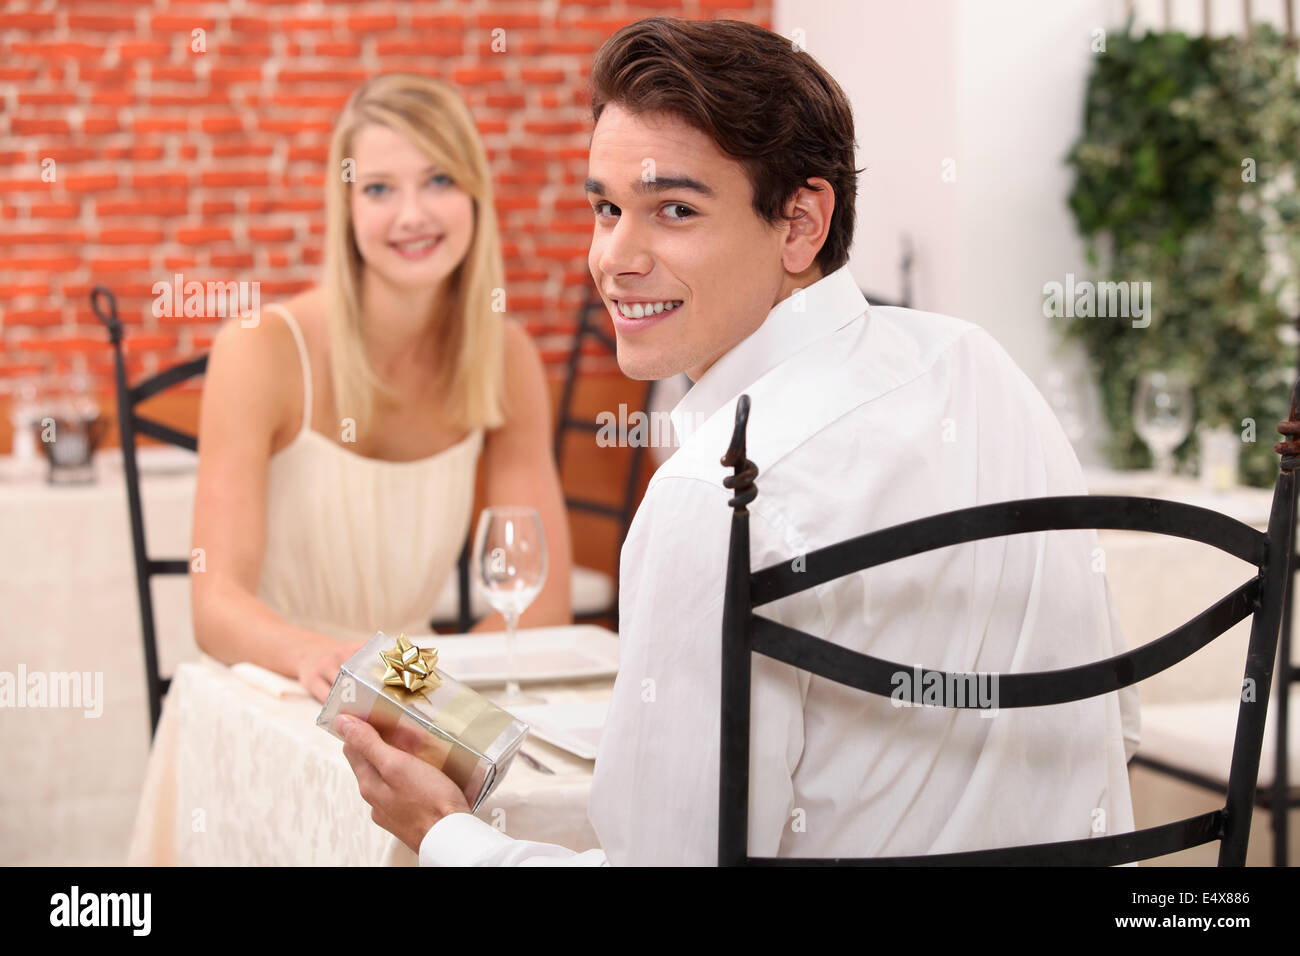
[1155,449,1174,478]
[504,610,520,698]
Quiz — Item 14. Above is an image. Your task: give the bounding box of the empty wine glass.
[1133,371,1193,478]
[473,506,548,706]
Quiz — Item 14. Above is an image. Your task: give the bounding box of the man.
[337,16,1139,866]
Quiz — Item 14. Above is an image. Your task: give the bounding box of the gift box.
[317,630,529,813]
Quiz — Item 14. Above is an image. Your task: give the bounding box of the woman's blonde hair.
[324,73,506,433]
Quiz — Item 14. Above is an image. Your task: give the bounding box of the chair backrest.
[92,286,207,738]
[717,386,1300,866]
[552,285,658,622]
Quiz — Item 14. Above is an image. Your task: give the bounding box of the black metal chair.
[430,287,647,631]
[93,286,207,739]
[716,387,1299,865]
[553,284,657,625]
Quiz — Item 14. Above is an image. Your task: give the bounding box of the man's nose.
[596,216,653,277]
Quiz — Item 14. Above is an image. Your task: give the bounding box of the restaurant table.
[4,449,1296,865]
[125,655,605,865]
[0,449,198,866]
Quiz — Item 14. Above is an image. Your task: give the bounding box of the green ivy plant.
[1062,23,1300,486]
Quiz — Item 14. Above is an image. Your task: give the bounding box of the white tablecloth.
[4,454,1295,865]
[125,656,603,865]
[0,451,198,866]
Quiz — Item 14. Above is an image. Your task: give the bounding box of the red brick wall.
[0,0,772,391]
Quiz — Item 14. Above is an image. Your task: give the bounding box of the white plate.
[426,625,619,687]
[507,700,609,760]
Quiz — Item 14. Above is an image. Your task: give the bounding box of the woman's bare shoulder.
[202,290,325,443]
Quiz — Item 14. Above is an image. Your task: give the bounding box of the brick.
[12,118,71,136]
[150,15,217,32]
[212,142,273,158]
[524,121,587,135]
[67,14,136,31]
[10,42,103,62]
[176,227,232,244]
[0,12,57,29]
[119,41,171,60]
[3,309,63,327]
[80,66,136,85]
[210,253,254,268]
[83,115,121,135]
[452,67,506,85]
[346,14,397,32]
[520,69,566,84]
[376,39,463,56]
[149,66,196,82]
[89,257,152,272]
[97,199,188,217]
[19,92,79,106]
[411,16,466,31]
[314,41,361,57]
[270,92,349,109]
[103,145,165,161]
[247,226,294,242]
[286,143,328,162]
[64,174,119,193]
[0,284,49,298]
[17,336,107,353]
[209,67,263,84]
[0,178,52,194]
[123,334,178,352]
[199,171,269,188]
[474,13,544,28]
[201,200,237,215]
[28,201,79,220]
[0,230,86,246]
[97,228,165,245]
[91,90,134,107]
[0,68,40,82]
[277,69,368,85]
[0,363,49,377]
[282,17,337,31]
[200,115,246,134]
[133,117,189,134]
[133,173,189,190]
[247,196,321,213]
[229,16,272,34]
[256,118,333,135]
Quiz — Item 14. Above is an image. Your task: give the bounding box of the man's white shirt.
[420,263,1140,866]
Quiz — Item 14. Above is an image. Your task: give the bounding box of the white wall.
[774,0,1295,464]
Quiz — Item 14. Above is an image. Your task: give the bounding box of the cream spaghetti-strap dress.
[254,303,483,640]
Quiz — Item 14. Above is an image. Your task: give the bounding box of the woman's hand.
[296,638,366,702]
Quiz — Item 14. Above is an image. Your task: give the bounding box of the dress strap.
[263,303,312,439]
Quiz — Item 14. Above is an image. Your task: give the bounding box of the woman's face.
[348,123,475,292]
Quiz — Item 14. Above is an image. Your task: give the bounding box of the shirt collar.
[669,263,868,442]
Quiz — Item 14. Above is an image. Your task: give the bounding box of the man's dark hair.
[590,17,861,275]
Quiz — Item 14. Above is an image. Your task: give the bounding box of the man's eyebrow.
[584,175,715,199]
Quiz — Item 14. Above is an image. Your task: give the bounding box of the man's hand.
[335,714,473,853]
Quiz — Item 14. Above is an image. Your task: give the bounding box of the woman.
[191,73,573,702]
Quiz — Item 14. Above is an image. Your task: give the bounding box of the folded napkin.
[231,661,311,699]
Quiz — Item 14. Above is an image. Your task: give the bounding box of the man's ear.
[779,176,834,275]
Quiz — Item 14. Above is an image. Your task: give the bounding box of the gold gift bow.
[366,632,517,792]
[379,632,441,695]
